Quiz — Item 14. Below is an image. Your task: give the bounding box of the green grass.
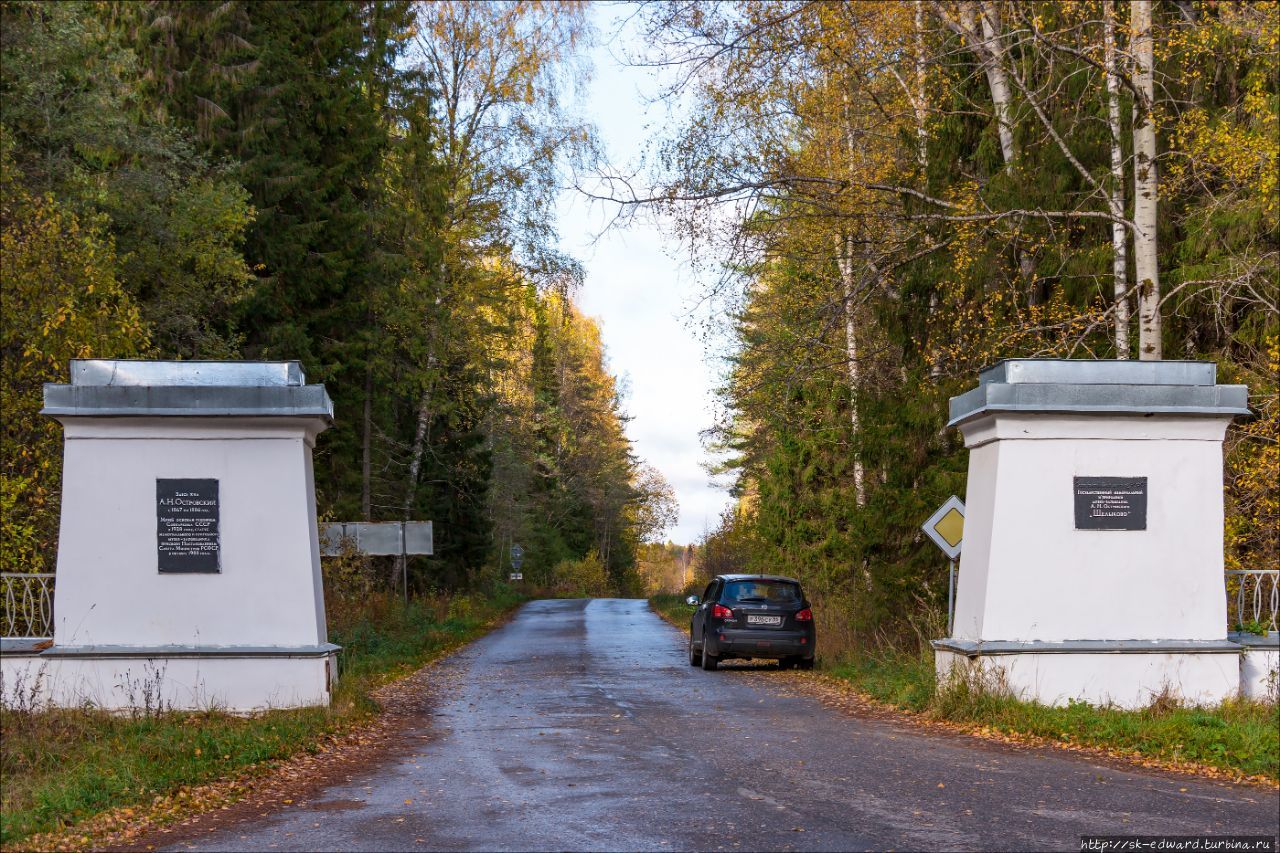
[649,593,692,631]
[829,653,937,711]
[0,589,523,846]
[830,652,1280,782]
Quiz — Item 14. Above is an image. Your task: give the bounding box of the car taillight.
[795,608,813,622]
[711,604,734,619]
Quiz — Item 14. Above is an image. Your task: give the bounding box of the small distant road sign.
[510,543,524,570]
[509,572,523,581]
[922,496,965,560]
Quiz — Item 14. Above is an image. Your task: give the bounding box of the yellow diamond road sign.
[922,495,965,559]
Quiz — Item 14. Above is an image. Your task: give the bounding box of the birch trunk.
[397,243,450,587]
[913,0,930,174]
[928,292,942,378]
[1132,0,1161,359]
[962,1,1016,167]
[396,352,438,587]
[1104,1,1131,359]
[913,8,942,379]
[402,388,432,522]
[979,2,1042,301]
[836,235,867,508]
[835,92,867,507]
[955,2,1041,301]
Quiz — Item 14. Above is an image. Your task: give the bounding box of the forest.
[619,1,1278,651]
[1,1,1276,650]
[0,0,676,596]
[3,4,1278,844]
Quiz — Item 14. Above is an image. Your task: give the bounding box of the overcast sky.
[553,5,731,545]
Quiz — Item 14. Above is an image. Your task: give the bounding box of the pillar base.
[1,643,339,712]
[1231,633,1279,702]
[932,638,1241,709]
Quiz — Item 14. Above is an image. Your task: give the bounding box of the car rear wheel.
[700,642,719,671]
[779,656,799,669]
[797,658,814,671]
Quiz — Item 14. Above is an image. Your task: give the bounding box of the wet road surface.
[169,599,1278,851]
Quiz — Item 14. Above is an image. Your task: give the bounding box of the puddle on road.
[311,799,368,811]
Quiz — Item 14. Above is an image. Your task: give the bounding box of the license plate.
[746,615,782,626]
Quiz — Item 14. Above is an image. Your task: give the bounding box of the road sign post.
[946,558,956,637]
[922,496,965,636]
[509,543,524,584]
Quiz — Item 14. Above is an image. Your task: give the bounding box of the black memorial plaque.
[156,478,221,572]
[1073,476,1147,531]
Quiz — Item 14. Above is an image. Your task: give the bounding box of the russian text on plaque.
[156,478,221,573]
[1073,476,1147,531]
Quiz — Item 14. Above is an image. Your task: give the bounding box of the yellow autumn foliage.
[0,155,151,572]
[550,550,610,599]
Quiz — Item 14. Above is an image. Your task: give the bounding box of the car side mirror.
[685,595,700,607]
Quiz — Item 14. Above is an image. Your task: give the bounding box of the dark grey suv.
[686,574,815,670]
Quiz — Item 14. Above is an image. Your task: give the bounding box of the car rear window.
[722,580,800,604]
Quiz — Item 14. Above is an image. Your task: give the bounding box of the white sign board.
[922,495,965,560]
[319,521,434,556]
[404,521,434,555]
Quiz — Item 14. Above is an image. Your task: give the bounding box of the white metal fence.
[1,573,55,639]
[1227,569,1279,634]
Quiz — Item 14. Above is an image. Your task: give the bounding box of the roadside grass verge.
[833,652,1279,783]
[647,595,1279,783]
[0,589,523,846]
[649,593,691,631]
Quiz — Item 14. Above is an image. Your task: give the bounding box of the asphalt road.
[168,599,1278,852]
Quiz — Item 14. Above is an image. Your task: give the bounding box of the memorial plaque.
[156,478,221,572]
[1073,476,1147,531]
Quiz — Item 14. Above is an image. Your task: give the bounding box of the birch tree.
[399,0,592,537]
[964,2,1016,167]
[1104,0,1131,359]
[1131,0,1162,359]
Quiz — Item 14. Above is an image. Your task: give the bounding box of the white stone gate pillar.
[934,360,1249,708]
[37,360,338,711]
